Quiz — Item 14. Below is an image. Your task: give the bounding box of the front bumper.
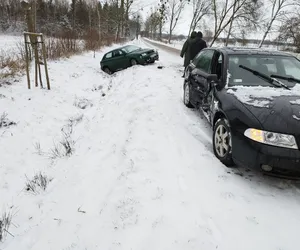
[140,53,159,64]
[232,132,300,174]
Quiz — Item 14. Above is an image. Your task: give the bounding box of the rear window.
[227,54,300,87]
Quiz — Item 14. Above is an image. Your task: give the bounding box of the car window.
[122,45,140,53]
[228,54,300,87]
[193,50,215,73]
[113,50,124,57]
[104,52,112,59]
[281,58,300,79]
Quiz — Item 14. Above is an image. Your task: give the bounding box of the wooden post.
[41,35,50,90]
[24,33,31,89]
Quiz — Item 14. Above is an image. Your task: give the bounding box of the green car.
[100,45,159,74]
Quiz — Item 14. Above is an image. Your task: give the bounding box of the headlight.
[141,53,147,57]
[244,128,298,149]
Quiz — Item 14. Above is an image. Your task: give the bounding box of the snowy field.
[1,36,300,250]
[143,37,298,54]
[0,35,23,57]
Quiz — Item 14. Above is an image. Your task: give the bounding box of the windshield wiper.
[239,65,290,90]
[270,74,300,84]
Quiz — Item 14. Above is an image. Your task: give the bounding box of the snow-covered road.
[1,38,300,250]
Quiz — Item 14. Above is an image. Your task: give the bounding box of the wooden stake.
[41,35,50,90]
[24,33,31,89]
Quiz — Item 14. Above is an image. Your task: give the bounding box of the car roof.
[211,46,296,57]
[104,45,136,55]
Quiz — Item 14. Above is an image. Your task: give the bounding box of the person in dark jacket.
[189,31,207,61]
[180,31,197,76]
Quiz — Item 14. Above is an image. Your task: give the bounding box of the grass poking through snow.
[0,112,16,128]
[25,172,52,194]
[0,211,13,242]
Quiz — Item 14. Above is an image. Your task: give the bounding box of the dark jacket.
[189,37,207,61]
[180,32,197,68]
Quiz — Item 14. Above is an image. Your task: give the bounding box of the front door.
[112,49,128,71]
[189,49,216,105]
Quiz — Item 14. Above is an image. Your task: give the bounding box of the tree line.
[143,0,300,51]
[0,0,139,41]
[1,0,300,51]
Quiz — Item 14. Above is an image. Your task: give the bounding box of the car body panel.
[184,46,300,173]
[100,45,159,73]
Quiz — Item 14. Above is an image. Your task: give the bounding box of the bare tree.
[278,14,300,52]
[124,0,134,36]
[225,0,262,46]
[258,0,299,47]
[165,0,186,43]
[188,0,211,36]
[144,9,162,39]
[210,0,262,46]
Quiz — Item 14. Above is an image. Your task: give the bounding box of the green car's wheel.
[103,67,112,75]
[130,59,138,66]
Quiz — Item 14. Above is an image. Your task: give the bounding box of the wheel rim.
[184,83,190,104]
[214,124,231,158]
[131,59,137,65]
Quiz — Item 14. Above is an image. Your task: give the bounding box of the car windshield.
[227,54,300,87]
[122,45,140,53]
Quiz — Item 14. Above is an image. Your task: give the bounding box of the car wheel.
[183,82,193,108]
[213,118,235,167]
[103,67,112,75]
[130,59,138,66]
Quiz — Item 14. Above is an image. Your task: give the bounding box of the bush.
[0,49,25,79]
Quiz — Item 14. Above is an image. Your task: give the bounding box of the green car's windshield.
[227,54,300,87]
[122,45,140,53]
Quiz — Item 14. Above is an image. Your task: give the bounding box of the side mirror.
[207,74,218,82]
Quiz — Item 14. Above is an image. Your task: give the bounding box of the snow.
[292,115,300,121]
[143,38,300,58]
[290,99,300,105]
[1,36,300,250]
[227,85,300,107]
[0,35,23,54]
[143,37,280,51]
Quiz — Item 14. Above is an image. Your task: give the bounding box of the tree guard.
[24,32,50,90]
[21,0,50,90]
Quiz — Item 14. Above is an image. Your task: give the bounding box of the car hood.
[128,48,155,54]
[226,86,300,135]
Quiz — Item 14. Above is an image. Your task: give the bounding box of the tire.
[213,118,235,167]
[103,67,112,75]
[183,82,194,108]
[130,59,138,66]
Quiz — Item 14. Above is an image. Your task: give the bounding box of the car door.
[112,49,128,70]
[189,49,216,105]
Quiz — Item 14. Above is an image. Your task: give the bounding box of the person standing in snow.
[189,31,207,62]
[180,31,197,76]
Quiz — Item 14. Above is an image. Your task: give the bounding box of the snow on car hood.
[227,85,300,108]
[227,85,300,133]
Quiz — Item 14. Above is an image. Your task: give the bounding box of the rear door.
[189,49,216,104]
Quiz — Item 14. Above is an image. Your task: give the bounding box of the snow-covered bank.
[143,37,299,57]
[1,38,300,250]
